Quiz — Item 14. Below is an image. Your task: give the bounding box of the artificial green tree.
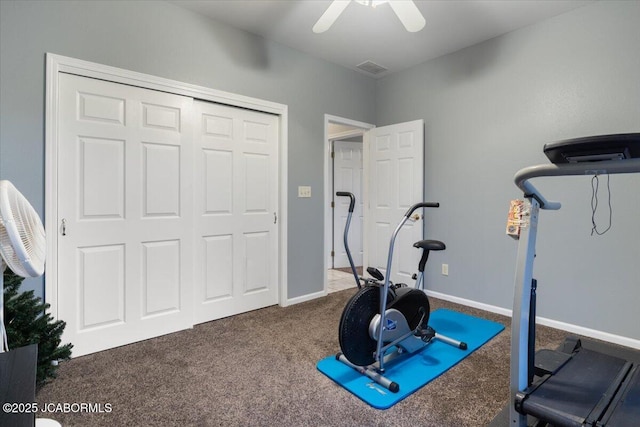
[3,269,72,388]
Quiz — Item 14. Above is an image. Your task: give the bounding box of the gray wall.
[2,0,638,341]
[0,0,375,298]
[376,1,640,339]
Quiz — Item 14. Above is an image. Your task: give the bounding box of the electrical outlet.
[298,186,311,198]
[442,263,449,276]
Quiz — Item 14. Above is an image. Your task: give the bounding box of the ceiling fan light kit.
[313,0,426,34]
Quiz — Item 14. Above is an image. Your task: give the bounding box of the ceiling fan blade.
[313,0,352,33]
[388,0,425,33]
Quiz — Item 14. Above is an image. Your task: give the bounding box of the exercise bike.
[334,193,467,393]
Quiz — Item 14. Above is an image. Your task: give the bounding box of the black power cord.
[590,174,612,236]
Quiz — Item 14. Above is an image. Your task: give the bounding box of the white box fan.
[0,180,63,427]
[0,180,46,352]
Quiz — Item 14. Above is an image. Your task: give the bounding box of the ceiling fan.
[313,0,426,34]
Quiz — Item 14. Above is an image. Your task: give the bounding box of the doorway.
[323,115,374,294]
[323,116,426,295]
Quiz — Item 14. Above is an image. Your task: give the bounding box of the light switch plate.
[298,186,311,198]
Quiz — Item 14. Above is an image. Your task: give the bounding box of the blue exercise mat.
[317,308,504,409]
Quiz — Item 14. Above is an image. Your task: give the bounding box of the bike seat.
[413,240,445,251]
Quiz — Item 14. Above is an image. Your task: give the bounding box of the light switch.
[298,186,311,198]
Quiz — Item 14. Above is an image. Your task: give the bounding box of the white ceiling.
[172,0,594,78]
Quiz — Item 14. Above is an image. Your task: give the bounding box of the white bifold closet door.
[56,73,279,356]
[193,101,279,324]
[57,73,194,356]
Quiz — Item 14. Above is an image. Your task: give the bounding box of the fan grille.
[0,181,46,278]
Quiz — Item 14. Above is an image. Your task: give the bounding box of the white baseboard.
[426,290,640,350]
[534,317,640,350]
[284,290,327,307]
[426,289,512,317]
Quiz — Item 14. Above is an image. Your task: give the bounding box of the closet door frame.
[45,53,289,319]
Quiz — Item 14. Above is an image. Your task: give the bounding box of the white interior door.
[57,73,194,356]
[333,140,363,268]
[364,120,424,286]
[193,101,279,324]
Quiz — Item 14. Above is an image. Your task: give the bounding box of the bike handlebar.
[403,202,439,217]
[336,192,356,213]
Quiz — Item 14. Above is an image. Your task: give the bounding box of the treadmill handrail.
[514,158,640,210]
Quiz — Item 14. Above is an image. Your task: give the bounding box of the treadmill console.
[543,133,640,164]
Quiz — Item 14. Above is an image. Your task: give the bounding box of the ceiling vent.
[356,60,388,75]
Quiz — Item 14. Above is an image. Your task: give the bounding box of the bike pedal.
[417,327,435,342]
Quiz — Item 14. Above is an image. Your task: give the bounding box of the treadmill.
[494,133,640,427]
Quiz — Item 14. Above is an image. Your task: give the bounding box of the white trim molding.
[286,290,327,306]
